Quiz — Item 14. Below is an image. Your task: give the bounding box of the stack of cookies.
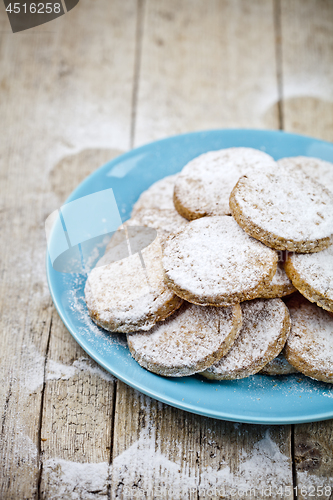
[85,149,333,383]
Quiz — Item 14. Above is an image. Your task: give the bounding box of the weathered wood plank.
[0,0,136,496]
[0,2,56,492]
[134,0,281,147]
[111,383,201,499]
[111,2,294,499]
[280,0,333,142]
[280,1,333,498]
[39,312,116,500]
[293,422,333,500]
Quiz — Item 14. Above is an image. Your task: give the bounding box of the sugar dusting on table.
[40,426,292,498]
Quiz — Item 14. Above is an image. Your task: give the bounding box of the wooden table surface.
[1,0,333,498]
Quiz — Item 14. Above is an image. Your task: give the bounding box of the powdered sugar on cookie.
[284,246,333,312]
[132,174,178,216]
[129,208,188,242]
[278,156,333,194]
[85,238,183,333]
[174,148,276,219]
[202,299,290,380]
[284,296,333,383]
[127,302,242,377]
[257,262,295,299]
[230,168,333,252]
[163,216,278,306]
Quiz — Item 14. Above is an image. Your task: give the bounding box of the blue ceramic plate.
[47,129,333,425]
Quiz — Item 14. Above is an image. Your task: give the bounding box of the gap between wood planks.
[273,0,284,131]
[107,380,118,500]
[130,0,146,150]
[37,316,53,500]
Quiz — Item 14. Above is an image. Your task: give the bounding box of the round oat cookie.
[105,218,157,257]
[85,238,183,333]
[259,353,298,376]
[127,302,242,377]
[230,168,333,253]
[202,298,290,380]
[108,173,187,252]
[162,216,278,306]
[173,148,276,220]
[278,156,333,193]
[132,174,178,216]
[284,295,333,383]
[105,207,188,254]
[130,208,188,242]
[256,262,296,299]
[284,245,333,313]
